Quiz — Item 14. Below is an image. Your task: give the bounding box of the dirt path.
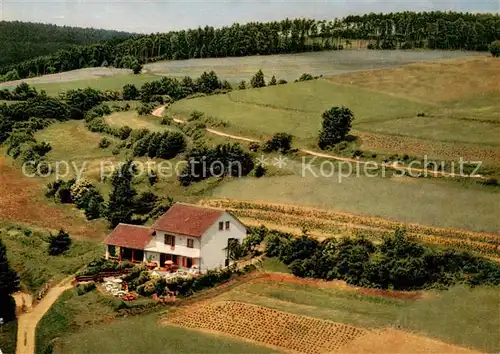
[15,277,73,354]
[151,106,483,178]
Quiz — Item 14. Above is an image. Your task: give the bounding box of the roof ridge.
[117,223,152,229]
[174,202,224,211]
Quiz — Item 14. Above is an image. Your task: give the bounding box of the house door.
[186,257,193,268]
[160,253,166,267]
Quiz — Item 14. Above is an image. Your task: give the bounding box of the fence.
[73,269,132,284]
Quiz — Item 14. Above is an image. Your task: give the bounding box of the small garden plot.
[167,301,367,353]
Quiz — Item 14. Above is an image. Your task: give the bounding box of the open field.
[36,120,120,162]
[170,79,428,142]
[105,111,180,133]
[206,161,500,234]
[168,301,367,354]
[0,71,158,96]
[329,57,500,105]
[169,56,500,166]
[37,272,498,354]
[145,50,482,82]
[1,222,101,294]
[202,199,500,258]
[37,289,276,354]
[184,276,498,352]
[0,154,108,240]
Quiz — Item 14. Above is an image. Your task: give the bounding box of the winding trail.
[15,277,73,354]
[152,106,483,179]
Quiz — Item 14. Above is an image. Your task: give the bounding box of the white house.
[103,202,247,272]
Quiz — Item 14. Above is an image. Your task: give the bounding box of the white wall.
[144,232,201,259]
[199,212,247,272]
[144,251,159,264]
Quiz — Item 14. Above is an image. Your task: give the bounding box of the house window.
[164,235,175,247]
[187,239,194,248]
[225,221,230,230]
[108,245,117,257]
[218,221,224,230]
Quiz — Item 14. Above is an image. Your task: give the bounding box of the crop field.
[206,162,500,234]
[145,50,481,82]
[196,277,498,352]
[201,199,500,258]
[167,301,367,353]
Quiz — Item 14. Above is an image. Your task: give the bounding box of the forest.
[0,21,133,68]
[1,11,498,81]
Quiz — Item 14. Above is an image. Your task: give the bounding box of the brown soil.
[167,301,367,354]
[0,155,107,240]
[337,329,480,354]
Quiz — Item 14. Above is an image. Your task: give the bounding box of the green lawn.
[35,120,119,162]
[105,111,180,133]
[54,315,277,354]
[37,289,276,354]
[0,222,101,294]
[220,280,500,352]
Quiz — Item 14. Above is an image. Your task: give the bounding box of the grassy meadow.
[36,276,500,354]
[169,56,500,166]
[208,168,500,233]
[145,50,481,82]
[0,73,158,96]
[37,289,276,354]
[0,222,101,294]
[170,79,428,142]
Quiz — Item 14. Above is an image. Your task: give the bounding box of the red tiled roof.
[103,224,153,249]
[152,203,224,237]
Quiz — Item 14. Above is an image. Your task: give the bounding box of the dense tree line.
[0,237,20,322]
[2,12,497,81]
[179,143,255,186]
[263,228,500,290]
[0,21,133,68]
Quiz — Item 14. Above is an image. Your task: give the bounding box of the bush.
[48,229,72,256]
[250,70,265,88]
[99,137,112,148]
[298,73,314,81]
[254,164,266,178]
[188,110,204,122]
[489,41,500,57]
[263,132,293,153]
[318,106,354,150]
[78,258,134,276]
[76,281,96,295]
[136,103,156,115]
[122,84,139,100]
[278,79,288,85]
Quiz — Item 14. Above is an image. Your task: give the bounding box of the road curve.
[15,277,73,354]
